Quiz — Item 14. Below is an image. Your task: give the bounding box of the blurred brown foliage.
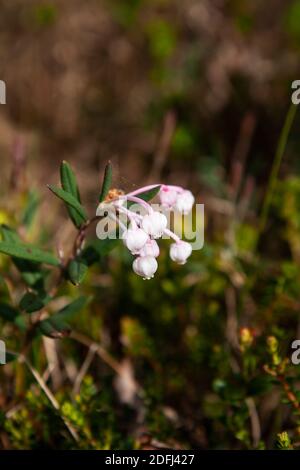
[0,0,299,193]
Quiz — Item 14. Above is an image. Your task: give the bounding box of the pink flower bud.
[141,211,168,239]
[159,185,178,209]
[174,190,195,215]
[133,256,158,280]
[138,239,160,258]
[122,227,149,254]
[170,241,192,265]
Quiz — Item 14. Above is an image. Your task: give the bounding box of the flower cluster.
[104,184,195,280]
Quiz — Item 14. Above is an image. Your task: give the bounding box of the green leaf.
[67,258,88,286]
[247,376,273,397]
[5,352,18,364]
[0,302,26,330]
[90,237,120,256]
[81,238,120,266]
[60,161,84,228]
[79,246,100,266]
[137,185,161,201]
[127,185,161,207]
[56,296,90,321]
[22,190,40,228]
[47,185,87,223]
[0,226,50,287]
[99,162,113,202]
[14,315,27,331]
[38,317,71,339]
[0,302,19,321]
[37,296,89,338]
[0,225,19,243]
[19,292,50,313]
[0,241,60,266]
[13,259,49,288]
[60,161,81,200]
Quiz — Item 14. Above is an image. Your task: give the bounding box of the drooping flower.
[141,211,168,239]
[122,227,149,254]
[159,185,178,209]
[169,241,192,265]
[138,239,160,258]
[133,256,158,280]
[102,182,196,279]
[174,190,195,215]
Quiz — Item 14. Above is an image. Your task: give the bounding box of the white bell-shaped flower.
[133,256,158,280]
[174,190,195,215]
[159,186,178,209]
[141,211,168,239]
[122,227,149,254]
[138,239,160,258]
[170,241,192,265]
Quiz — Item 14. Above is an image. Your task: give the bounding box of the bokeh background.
[1,0,300,450]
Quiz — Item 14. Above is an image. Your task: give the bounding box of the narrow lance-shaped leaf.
[0,303,19,322]
[22,190,40,228]
[0,302,26,331]
[47,185,87,223]
[60,161,85,228]
[134,185,161,202]
[5,352,18,363]
[99,161,113,202]
[56,296,90,321]
[0,241,60,266]
[19,291,51,314]
[127,185,161,207]
[0,224,19,243]
[13,259,48,288]
[67,258,88,286]
[37,296,90,338]
[60,161,81,201]
[0,225,49,287]
[82,238,120,266]
[38,317,71,339]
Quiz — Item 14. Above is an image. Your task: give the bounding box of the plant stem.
[259,103,297,237]
[8,350,79,442]
[72,216,100,257]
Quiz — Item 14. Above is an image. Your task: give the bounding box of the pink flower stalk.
[125,184,183,198]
